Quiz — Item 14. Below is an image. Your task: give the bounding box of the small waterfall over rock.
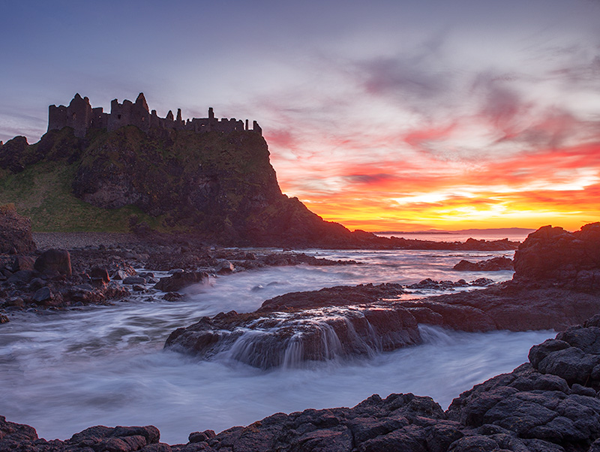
[165,305,423,369]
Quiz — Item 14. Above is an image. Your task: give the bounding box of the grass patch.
[0,161,163,232]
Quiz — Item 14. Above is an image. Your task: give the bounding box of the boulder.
[34,249,72,276]
[453,256,513,271]
[32,287,53,304]
[90,267,110,283]
[215,260,235,274]
[513,222,600,291]
[154,271,208,292]
[122,276,146,285]
[11,255,36,272]
[258,283,406,312]
[0,205,36,254]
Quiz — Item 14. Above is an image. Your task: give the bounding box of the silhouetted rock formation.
[513,223,600,292]
[6,318,600,451]
[0,121,523,250]
[453,256,513,271]
[0,94,524,249]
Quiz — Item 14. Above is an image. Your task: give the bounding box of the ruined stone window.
[72,113,77,119]
[118,115,122,119]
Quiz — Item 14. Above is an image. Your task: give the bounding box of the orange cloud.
[274,138,600,232]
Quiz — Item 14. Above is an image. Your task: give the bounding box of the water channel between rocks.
[0,247,555,444]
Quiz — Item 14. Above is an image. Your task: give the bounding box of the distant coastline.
[374,227,537,243]
[375,227,537,235]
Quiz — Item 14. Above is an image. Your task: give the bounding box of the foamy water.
[0,247,554,444]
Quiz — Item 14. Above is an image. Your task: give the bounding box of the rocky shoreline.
[164,223,600,369]
[2,220,600,450]
[3,317,600,451]
[0,238,360,319]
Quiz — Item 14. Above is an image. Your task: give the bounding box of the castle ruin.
[48,93,262,138]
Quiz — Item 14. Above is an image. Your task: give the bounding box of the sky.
[1,0,599,232]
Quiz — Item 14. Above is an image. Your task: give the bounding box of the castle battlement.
[48,93,262,138]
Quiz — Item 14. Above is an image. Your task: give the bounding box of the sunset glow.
[2,0,599,232]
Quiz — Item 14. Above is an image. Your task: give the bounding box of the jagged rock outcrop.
[164,223,600,368]
[165,299,421,369]
[1,98,523,249]
[7,318,600,451]
[0,419,165,452]
[154,271,208,292]
[0,204,36,254]
[513,223,600,292]
[165,278,600,369]
[453,256,513,271]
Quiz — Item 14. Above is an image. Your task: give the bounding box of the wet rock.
[28,277,45,292]
[407,278,466,290]
[34,249,72,276]
[402,283,600,332]
[163,292,186,302]
[10,318,600,452]
[258,283,405,312]
[453,256,513,271]
[528,318,600,387]
[123,276,147,285]
[112,269,130,280]
[90,266,110,283]
[188,430,216,443]
[0,314,8,324]
[32,287,53,304]
[513,222,600,292]
[165,303,421,369]
[154,272,208,292]
[215,260,234,274]
[3,297,24,308]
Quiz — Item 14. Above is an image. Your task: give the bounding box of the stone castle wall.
[48,93,262,138]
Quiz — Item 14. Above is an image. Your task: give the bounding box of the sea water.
[0,247,554,444]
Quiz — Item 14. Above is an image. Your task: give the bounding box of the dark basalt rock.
[34,249,72,276]
[90,266,110,283]
[258,283,406,313]
[154,271,208,292]
[0,418,164,452]
[2,122,522,250]
[9,319,600,451]
[453,256,513,271]
[514,222,600,292]
[165,303,421,369]
[123,276,147,285]
[166,273,600,368]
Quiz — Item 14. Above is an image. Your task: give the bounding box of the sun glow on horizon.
[273,138,600,233]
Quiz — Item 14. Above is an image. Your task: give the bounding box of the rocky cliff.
[513,222,600,292]
[0,125,521,249]
[0,126,355,247]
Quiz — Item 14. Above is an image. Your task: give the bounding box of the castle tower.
[131,93,150,132]
[65,94,93,138]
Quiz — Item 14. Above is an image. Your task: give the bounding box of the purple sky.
[2,0,600,231]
